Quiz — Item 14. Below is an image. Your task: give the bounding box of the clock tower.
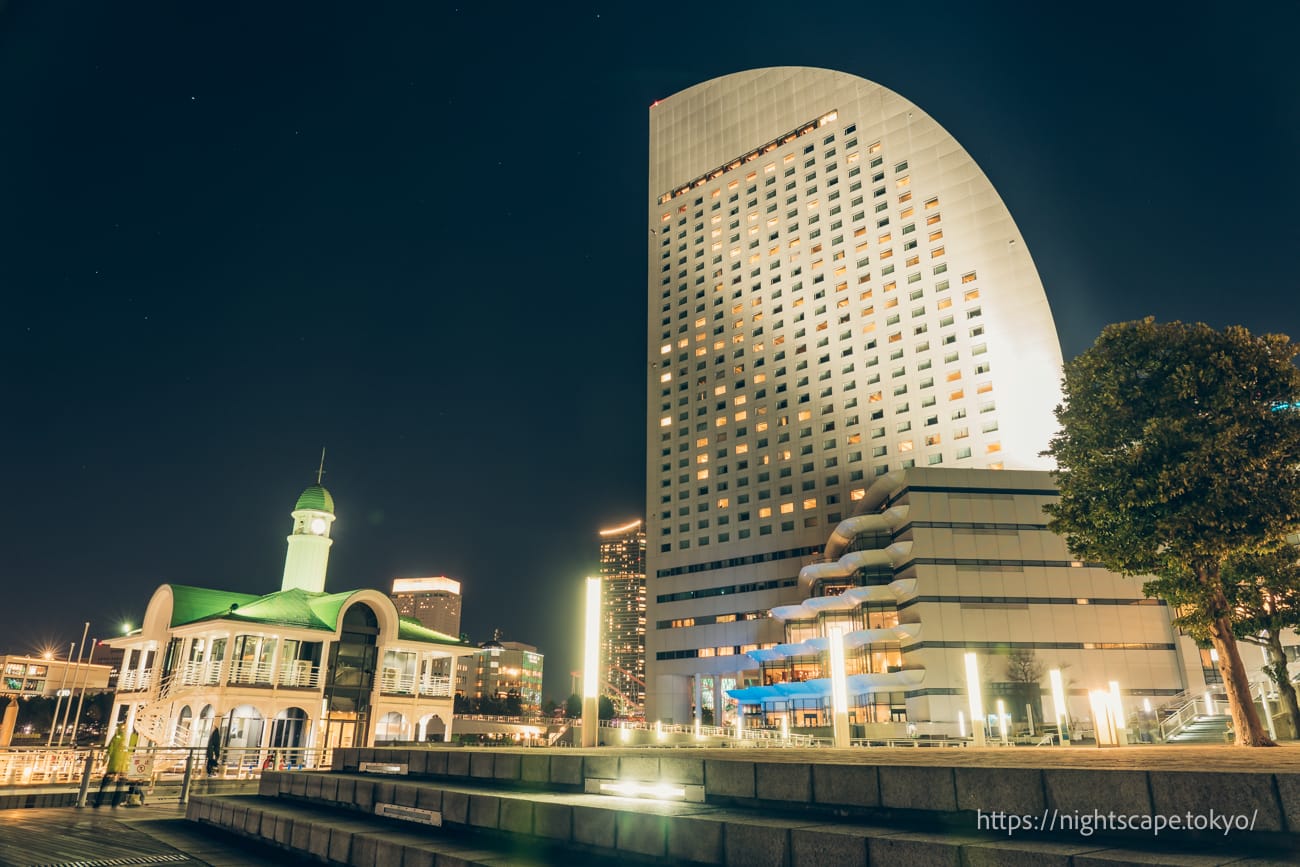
[281,483,335,593]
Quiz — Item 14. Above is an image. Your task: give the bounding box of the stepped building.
[644,67,1146,728]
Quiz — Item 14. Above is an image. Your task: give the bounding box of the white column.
[693,674,703,726]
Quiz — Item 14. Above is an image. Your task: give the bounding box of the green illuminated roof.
[162,584,468,647]
[294,485,334,514]
[168,586,262,628]
[397,617,463,645]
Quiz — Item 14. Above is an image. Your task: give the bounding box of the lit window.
[802,497,817,510]
[780,502,795,514]
[850,488,866,500]
[962,272,977,284]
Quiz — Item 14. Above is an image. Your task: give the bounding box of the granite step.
[188,766,1300,866]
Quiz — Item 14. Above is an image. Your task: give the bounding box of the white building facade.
[646,67,1064,722]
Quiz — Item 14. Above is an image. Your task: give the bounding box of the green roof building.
[107,481,474,759]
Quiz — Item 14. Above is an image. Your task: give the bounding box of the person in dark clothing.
[205,728,222,776]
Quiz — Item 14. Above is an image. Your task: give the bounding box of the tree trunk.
[1264,631,1300,739]
[1207,582,1275,746]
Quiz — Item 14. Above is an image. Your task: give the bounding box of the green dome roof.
[294,485,334,513]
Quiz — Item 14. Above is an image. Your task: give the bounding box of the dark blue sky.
[2,2,1297,699]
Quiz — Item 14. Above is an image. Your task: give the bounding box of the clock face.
[310,517,327,535]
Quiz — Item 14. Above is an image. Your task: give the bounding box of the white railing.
[227,661,275,686]
[277,660,321,689]
[379,672,452,697]
[117,668,154,692]
[600,719,826,748]
[0,744,333,793]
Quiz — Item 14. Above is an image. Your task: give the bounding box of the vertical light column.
[1108,681,1128,746]
[829,627,850,748]
[1049,668,1069,744]
[957,710,966,738]
[964,652,986,747]
[996,699,1008,745]
[582,577,601,748]
[1089,690,1116,746]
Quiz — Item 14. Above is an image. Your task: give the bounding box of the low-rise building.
[106,483,475,753]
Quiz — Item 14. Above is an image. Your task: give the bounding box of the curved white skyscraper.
[645,68,1064,722]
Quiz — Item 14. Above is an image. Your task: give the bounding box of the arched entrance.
[270,707,310,753]
[322,603,379,748]
[374,711,407,743]
[175,705,193,747]
[223,704,264,752]
[195,704,215,747]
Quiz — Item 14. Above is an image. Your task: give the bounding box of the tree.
[598,696,615,720]
[1045,319,1300,746]
[1152,544,1300,737]
[541,698,558,718]
[563,693,582,719]
[1004,649,1045,685]
[503,690,523,718]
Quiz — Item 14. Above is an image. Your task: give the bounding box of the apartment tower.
[645,67,1064,722]
[598,519,648,717]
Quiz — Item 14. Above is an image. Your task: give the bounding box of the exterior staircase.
[1165,714,1232,744]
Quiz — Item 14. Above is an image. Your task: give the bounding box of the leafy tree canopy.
[1046,318,1300,576]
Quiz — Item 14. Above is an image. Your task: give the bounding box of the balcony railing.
[379,672,452,697]
[277,660,321,689]
[227,661,275,686]
[117,668,153,692]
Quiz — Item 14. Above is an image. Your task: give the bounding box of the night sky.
[2,2,1297,701]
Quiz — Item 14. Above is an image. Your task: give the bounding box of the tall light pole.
[57,623,90,748]
[46,642,75,748]
[1049,668,1069,745]
[581,577,601,747]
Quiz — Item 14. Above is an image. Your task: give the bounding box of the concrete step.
[182,746,1300,866]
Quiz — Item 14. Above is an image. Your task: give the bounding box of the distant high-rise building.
[598,519,647,717]
[390,576,462,638]
[644,68,1065,722]
[454,639,544,713]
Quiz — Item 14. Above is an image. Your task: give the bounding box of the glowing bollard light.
[829,627,851,748]
[1089,689,1118,747]
[656,720,665,742]
[736,706,745,741]
[964,652,986,746]
[996,699,1009,745]
[694,719,702,740]
[1049,668,1069,745]
[582,577,601,748]
[1142,698,1152,714]
[957,710,966,738]
[780,715,789,740]
[620,726,630,744]
[1204,691,1214,716]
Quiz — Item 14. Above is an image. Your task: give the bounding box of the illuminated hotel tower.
[598,520,648,716]
[644,68,1064,722]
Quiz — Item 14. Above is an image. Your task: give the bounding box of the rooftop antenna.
[316,447,326,485]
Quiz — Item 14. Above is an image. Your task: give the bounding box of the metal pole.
[68,640,98,746]
[46,642,75,748]
[58,624,90,747]
[75,750,94,808]
[179,750,194,805]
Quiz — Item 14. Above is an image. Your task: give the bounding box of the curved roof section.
[167,585,262,628]
[294,485,334,514]
[160,584,467,647]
